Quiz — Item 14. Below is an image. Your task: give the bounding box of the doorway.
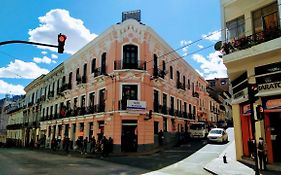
[121,120,137,152]
[269,112,281,162]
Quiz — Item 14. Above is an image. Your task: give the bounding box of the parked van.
[189,122,208,138]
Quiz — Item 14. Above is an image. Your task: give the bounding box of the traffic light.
[145,110,152,120]
[248,84,258,102]
[255,105,264,120]
[58,33,67,53]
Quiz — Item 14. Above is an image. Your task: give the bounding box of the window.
[221,80,226,85]
[76,68,80,81]
[81,95,86,107]
[83,63,87,77]
[89,92,95,106]
[226,16,245,40]
[123,45,138,69]
[99,89,106,104]
[170,66,173,79]
[122,85,138,100]
[101,53,106,74]
[252,2,279,33]
[170,96,174,110]
[91,58,96,74]
[176,71,180,82]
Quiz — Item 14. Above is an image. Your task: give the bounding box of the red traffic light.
[59,35,66,42]
[58,33,67,54]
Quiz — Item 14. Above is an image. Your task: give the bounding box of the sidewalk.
[204,140,255,175]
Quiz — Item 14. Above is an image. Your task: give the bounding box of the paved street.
[0,129,233,175]
[0,138,208,175]
[0,148,148,175]
[145,128,234,175]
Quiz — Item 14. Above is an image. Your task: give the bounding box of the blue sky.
[0,0,226,99]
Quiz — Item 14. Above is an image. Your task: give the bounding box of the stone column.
[55,124,59,139]
[75,122,80,140]
[84,121,89,139]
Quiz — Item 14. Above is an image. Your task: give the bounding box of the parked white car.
[207,128,228,143]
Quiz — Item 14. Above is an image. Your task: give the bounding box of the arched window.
[101,53,106,74]
[91,58,96,74]
[123,44,138,69]
[170,66,173,79]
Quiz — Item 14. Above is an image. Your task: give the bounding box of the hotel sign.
[127,100,146,111]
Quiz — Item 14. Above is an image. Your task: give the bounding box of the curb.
[203,167,218,175]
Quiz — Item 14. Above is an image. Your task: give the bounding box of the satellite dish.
[214,41,222,51]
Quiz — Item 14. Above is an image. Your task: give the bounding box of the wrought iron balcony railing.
[114,60,146,70]
[222,28,281,55]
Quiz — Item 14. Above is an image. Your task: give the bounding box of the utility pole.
[248,83,260,175]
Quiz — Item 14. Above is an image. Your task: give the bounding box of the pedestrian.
[248,138,254,159]
[101,136,108,157]
[257,137,267,170]
[64,137,70,154]
[158,130,164,146]
[108,137,113,153]
[90,136,96,154]
[83,137,88,154]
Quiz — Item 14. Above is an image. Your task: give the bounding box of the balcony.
[222,28,281,63]
[153,102,160,113]
[176,81,186,90]
[169,108,175,116]
[60,83,72,92]
[153,68,166,79]
[114,60,146,70]
[76,75,87,85]
[94,67,107,77]
[28,102,33,107]
[118,99,127,110]
[48,91,54,99]
[192,92,199,98]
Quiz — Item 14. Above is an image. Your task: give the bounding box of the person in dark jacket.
[257,137,267,170]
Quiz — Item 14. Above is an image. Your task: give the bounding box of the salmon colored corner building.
[22,11,214,153]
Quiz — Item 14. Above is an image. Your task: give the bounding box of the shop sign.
[266,99,281,110]
[127,100,146,111]
[258,81,281,91]
[242,104,251,115]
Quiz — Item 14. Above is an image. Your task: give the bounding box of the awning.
[255,89,281,97]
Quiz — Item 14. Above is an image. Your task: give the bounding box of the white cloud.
[41,51,48,55]
[51,54,58,59]
[202,30,221,42]
[0,59,49,79]
[191,51,227,79]
[28,9,97,54]
[180,40,192,56]
[33,56,53,64]
[0,80,25,95]
[197,44,204,49]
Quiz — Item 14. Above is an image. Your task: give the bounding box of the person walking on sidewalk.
[257,137,267,170]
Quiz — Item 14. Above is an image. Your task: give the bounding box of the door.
[121,120,137,152]
[270,112,281,162]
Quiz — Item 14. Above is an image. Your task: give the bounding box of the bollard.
[223,154,227,164]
